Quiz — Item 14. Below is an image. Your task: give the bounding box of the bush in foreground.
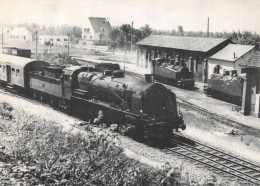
[1,107,165,186]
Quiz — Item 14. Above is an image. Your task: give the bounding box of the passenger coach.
[0,54,49,90]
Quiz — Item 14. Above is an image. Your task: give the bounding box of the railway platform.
[73,55,260,131]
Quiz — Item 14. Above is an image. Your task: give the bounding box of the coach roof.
[136,35,230,53]
[0,53,46,67]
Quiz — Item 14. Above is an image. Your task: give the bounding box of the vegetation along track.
[163,133,260,185]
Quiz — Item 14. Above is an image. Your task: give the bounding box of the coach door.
[6,65,11,83]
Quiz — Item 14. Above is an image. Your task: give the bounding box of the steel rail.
[165,133,260,185]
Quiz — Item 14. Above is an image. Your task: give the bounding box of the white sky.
[0,0,260,33]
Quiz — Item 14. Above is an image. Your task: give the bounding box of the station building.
[208,44,256,78]
[239,51,260,118]
[80,17,112,45]
[135,35,231,81]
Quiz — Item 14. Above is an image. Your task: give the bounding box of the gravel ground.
[0,91,257,185]
[182,109,260,164]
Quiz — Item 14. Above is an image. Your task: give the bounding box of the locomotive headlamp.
[140,110,143,113]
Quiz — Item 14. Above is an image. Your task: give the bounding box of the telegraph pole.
[68,34,70,55]
[131,21,133,52]
[1,27,3,53]
[35,31,38,54]
[207,17,209,37]
[124,35,127,72]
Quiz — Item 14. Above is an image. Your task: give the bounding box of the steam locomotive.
[153,58,195,89]
[204,65,244,105]
[0,53,186,137]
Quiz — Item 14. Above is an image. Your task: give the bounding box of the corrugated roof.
[89,17,112,34]
[135,35,229,52]
[209,44,255,62]
[239,51,260,69]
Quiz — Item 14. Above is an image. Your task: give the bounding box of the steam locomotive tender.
[154,58,195,89]
[0,54,186,137]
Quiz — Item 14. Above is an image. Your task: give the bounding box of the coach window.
[57,39,60,41]
[16,69,20,76]
[12,68,15,73]
[64,39,67,41]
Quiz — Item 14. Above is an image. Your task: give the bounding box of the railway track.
[177,97,260,137]
[165,133,260,185]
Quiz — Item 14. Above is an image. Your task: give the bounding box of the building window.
[0,65,1,68]
[57,39,60,41]
[24,36,26,40]
[64,39,67,41]
[12,68,15,72]
[16,69,20,73]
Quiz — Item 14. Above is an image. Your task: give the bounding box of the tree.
[177,25,184,36]
[140,24,152,38]
[108,28,122,53]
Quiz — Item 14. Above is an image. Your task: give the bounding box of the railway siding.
[164,133,260,185]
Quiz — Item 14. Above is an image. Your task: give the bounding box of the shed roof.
[239,51,260,69]
[0,54,41,67]
[135,35,229,52]
[209,44,255,62]
[89,17,112,34]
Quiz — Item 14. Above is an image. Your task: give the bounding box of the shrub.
[0,102,13,119]
[2,110,164,185]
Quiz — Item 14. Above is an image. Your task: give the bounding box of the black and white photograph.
[0,0,260,185]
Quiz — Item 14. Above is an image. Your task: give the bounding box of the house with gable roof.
[208,44,256,78]
[81,17,112,45]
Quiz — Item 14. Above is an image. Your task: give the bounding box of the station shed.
[3,47,31,58]
[135,35,231,81]
[239,51,260,118]
[208,44,255,78]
